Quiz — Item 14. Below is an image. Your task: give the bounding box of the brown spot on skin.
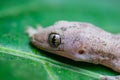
[69,26,76,28]
[102,41,107,46]
[103,43,107,46]
[61,27,67,31]
[78,49,85,54]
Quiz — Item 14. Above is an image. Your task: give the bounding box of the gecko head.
[30,21,93,61]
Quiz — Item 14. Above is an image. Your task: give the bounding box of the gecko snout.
[34,33,47,43]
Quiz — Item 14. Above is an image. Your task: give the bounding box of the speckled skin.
[26,21,120,80]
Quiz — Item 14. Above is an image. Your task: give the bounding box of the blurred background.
[0,0,120,31]
[0,0,120,80]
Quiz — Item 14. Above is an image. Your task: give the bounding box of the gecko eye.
[48,33,61,48]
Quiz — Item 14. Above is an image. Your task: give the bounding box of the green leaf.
[0,0,120,80]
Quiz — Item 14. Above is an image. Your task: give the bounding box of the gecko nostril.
[78,50,85,54]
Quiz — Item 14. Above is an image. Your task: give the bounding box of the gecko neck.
[89,33,120,57]
[89,34,120,72]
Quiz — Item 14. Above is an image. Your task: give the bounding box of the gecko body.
[26,21,120,80]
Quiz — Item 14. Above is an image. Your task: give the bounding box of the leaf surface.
[0,0,120,80]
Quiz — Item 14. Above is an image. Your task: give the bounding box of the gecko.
[26,21,120,80]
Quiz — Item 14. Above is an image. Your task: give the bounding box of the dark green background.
[0,0,120,80]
